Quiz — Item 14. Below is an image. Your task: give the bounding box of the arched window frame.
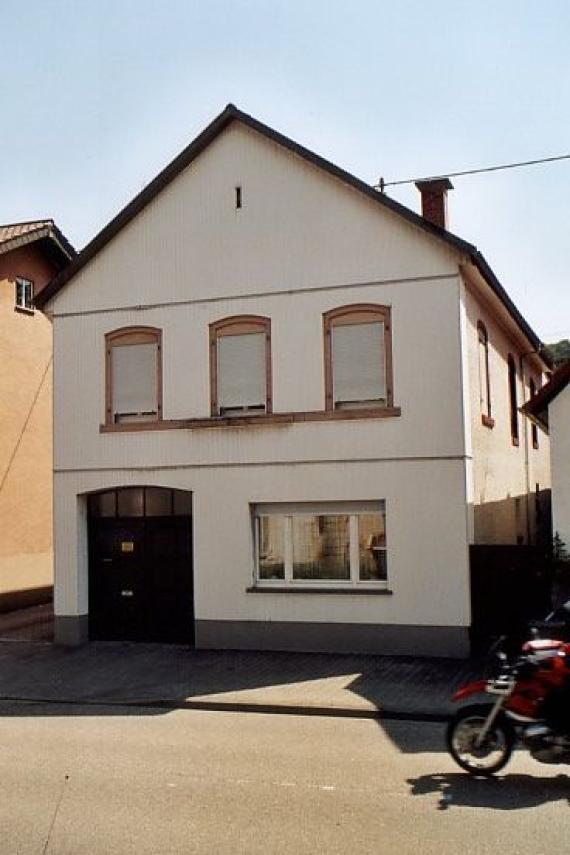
[323,304,393,412]
[477,321,493,427]
[507,353,519,446]
[209,315,272,417]
[105,326,162,425]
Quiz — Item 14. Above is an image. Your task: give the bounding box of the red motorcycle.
[447,636,570,775]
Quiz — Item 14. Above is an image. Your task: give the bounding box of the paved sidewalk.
[0,638,481,720]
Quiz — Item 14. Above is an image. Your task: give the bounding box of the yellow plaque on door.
[121,541,134,553]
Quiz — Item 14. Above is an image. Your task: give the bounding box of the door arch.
[87,487,193,643]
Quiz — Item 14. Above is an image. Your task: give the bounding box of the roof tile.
[0,220,54,245]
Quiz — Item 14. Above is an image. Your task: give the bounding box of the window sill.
[481,414,495,429]
[14,305,35,316]
[246,586,393,595]
[100,406,402,433]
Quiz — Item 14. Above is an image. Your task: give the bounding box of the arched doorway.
[88,487,193,643]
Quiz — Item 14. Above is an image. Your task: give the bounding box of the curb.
[0,695,449,722]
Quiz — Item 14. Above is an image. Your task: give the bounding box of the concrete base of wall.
[195,620,470,658]
[52,615,469,657]
[54,615,89,646]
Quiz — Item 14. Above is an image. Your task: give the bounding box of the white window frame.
[253,501,388,589]
[15,277,34,312]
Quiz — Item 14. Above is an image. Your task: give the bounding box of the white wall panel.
[50,123,457,316]
[53,276,465,471]
[53,458,470,627]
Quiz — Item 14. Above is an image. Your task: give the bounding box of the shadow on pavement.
[379,718,448,754]
[0,603,53,642]
[0,642,473,709]
[0,632,480,759]
[407,771,570,810]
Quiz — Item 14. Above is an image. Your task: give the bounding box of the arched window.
[105,327,162,425]
[323,304,393,411]
[507,354,519,445]
[477,321,493,427]
[529,377,539,449]
[209,316,272,416]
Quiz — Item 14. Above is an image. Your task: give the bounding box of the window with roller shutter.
[209,316,272,416]
[323,305,393,411]
[105,327,162,424]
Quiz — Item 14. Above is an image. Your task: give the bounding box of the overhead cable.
[377,153,570,191]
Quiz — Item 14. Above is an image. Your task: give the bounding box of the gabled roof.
[0,219,76,265]
[32,104,549,364]
[522,360,570,432]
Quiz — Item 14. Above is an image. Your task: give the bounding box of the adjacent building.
[0,221,74,609]
[523,361,570,553]
[37,105,551,656]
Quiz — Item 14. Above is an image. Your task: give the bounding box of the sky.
[1,0,569,342]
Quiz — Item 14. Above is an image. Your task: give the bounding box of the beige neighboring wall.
[0,246,56,600]
[551,384,570,550]
[462,270,550,545]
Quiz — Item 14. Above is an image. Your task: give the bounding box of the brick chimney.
[415,177,453,229]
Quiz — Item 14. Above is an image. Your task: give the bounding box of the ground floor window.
[254,502,387,588]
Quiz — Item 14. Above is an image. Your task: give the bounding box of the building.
[37,105,550,656]
[523,361,570,552]
[0,221,74,610]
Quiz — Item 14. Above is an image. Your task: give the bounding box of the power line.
[377,152,570,191]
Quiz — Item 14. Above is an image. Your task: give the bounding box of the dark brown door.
[89,515,193,643]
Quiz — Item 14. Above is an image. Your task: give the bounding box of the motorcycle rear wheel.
[446,703,515,776]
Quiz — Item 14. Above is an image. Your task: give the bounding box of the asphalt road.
[0,701,568,855]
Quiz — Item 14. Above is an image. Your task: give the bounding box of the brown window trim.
[209,315,272,417]
[323,304,393,412]
[507,353,519,446]
[246,586,393,595]
[477,320,492,423]
[529,377,539,449]
[99,405,402,433]
[105,326,163,426]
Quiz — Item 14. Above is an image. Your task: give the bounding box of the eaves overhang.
[522,359,570,434]
[0,221,76,267]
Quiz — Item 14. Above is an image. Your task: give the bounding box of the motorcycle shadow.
[407,771,570,811]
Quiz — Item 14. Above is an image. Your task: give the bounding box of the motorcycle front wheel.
[446,703,515,776]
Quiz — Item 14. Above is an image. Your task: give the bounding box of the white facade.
[46,113,550,656]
